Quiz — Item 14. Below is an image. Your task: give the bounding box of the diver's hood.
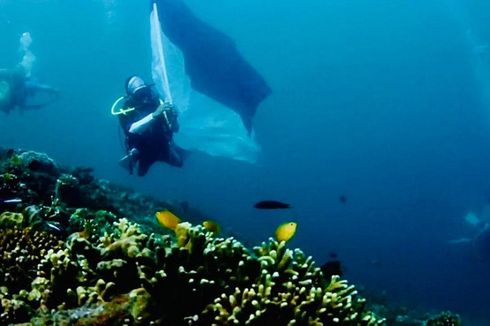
[126,76,146,95]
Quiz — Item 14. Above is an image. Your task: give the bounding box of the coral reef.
[0,147,456,325]
[0,148,199,230]
[14,217,384,325]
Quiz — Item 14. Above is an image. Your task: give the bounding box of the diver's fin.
[119,148,139,173]
[119,155,132,172]
[166,143,187,167]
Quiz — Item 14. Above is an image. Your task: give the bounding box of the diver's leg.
[137,158,153,176]
[22,80,59,110]
[25,80,59,94]
[119,148,139,173]
[165,143,185,167]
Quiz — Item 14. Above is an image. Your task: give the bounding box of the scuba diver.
[0,32,59,114]
[0,65,59,113]
[112,75,184,176]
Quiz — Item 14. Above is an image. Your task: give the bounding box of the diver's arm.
[128,102,177,135]
[128,113,156,134]
[128,104,166,134]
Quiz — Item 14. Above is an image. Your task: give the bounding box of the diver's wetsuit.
[119,88,183,176]
[0,66,58,113]
[0,67,27,113]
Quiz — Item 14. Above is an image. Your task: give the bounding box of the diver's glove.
[152,101,179,132]
[152,101,174,118]
[152,103,165,119]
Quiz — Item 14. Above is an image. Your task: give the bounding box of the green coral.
[0,172,20,189]
[0,211,24,228]
[425,311,461,326]
[68,208,117,240]
[8,154,23,168]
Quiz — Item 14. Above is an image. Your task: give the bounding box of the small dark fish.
[321,260,343,280]
[329,252,338,259]
[254,200,291,209]
[339,195,347,204]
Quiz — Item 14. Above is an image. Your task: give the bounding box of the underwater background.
[1,0,490,323]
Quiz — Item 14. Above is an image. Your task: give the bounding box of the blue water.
[2,0,490,322]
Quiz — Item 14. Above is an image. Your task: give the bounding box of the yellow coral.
[0,211,24,228]
[175,222,192,248]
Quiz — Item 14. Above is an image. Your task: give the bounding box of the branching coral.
[32,247,87,309]
[0,227,63,290]
[0,227,63,293]
[202,238,383,325]
[100,218,148,259]
[140,223,262,323]
[0,289,33,325]
[1,214,386,325]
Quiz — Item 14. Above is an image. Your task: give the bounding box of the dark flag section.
[154,0,271,133]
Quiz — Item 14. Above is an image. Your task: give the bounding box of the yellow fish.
[275,222,297,242]
[202,220,221,234]
[155,210,181,230]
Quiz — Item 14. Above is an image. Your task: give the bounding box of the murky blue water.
[1,0,490,322]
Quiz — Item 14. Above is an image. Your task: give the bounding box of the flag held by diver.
[150,0,271,163]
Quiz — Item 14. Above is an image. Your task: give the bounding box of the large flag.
[154,0,271,134]
[150,0,270,163]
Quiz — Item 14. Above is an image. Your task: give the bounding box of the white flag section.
[150,3,260,163]
[150,3,174,104]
